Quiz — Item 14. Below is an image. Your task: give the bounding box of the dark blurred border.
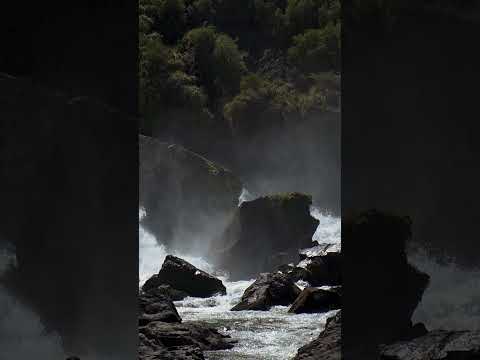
[342,1,480,358]
[1,1,138,358]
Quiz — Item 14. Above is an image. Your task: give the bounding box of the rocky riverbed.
[139,205,341,359]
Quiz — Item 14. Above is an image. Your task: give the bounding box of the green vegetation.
[139,0,341,146]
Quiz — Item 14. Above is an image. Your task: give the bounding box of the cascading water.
[139,195,341,359]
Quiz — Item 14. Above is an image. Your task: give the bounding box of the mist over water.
[409,248,480,331]
[139,196,341,359]
[0,246,66,359]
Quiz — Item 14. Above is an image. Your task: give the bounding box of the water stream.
[139,202,340,359]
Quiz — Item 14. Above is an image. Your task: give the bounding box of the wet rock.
[298,243,341,286]
[380,330,480,360]
[215,193,319,280]
[142,255,226,298]
[277,264,312,283]
[144,284,190,301]
[299,243,341,260]
[139,135,242,252]
[294,311,341,360]
[139,291,182,326]
[139,321,235,360]
[288,287,341,314]
[231,272,301,311]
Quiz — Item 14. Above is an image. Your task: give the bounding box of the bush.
[288,22,340,72]
[181,27,246,98]
[286,0,318,35]
[213,34,247,95]
[140,0,186,44]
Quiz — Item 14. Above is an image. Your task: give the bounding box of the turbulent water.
[139,200,341,359]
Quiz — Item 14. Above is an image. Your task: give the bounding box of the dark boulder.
[298,243,341,286]
[142,255,226,298]
[299,243,340,261]
[294,311,341,360]
[214,193,319,280]
[298,255,341,287]
[139,291,182,326]
[288,287,341,314]
[342,210,430,359]
[277,264,312,284]
[231,272,301,311]
[139,321,235,360]
[380,330,480,360]
[143,284,189,301]
[139,135,242,253]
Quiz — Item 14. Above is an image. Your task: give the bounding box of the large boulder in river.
[142,255,226,298]
[288,287,341,314]
[380,330,480,360]
[213,193,319,280]
[231,272,301,311]
[294,311,341,360]
[139,135,242,252]
[342,210,430,359]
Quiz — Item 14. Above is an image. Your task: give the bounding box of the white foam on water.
[238,188,255,206]
[175,278,338,360]
[310,206,341,246]
[139,208,217,285]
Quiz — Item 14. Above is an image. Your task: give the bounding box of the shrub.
[288,22,340,72]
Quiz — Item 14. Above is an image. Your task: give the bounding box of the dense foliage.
[139,0,341,148]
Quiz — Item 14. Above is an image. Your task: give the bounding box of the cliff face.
[0,74,138,358]
[139,135,242,253]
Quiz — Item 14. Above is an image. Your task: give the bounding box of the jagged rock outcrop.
[276,242,341,287]
[139,292,182,326]
[139,135,242,252]
[342,210,430,359]
[288,287,341,314]
[277,263,312,284]
[214,193,319,280]
[143,284,189,302]
[231,272,301,311]
[294,311,341,360]
[380,330,480,360]
[142,255,226,299]
[139,321,235,360]
[297,243,342,286]
[139,284,234,360]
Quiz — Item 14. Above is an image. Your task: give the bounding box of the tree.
[288,22,340,72]
[181,27,246,98]
[213,34,247,95]
[286,0,318,35]
[140,0,186,44]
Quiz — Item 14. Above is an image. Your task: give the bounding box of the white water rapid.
[139,197,341,359]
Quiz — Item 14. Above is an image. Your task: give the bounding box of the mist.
[0,244,65,359]
[409,247,480,331]
[227,110,340,214]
